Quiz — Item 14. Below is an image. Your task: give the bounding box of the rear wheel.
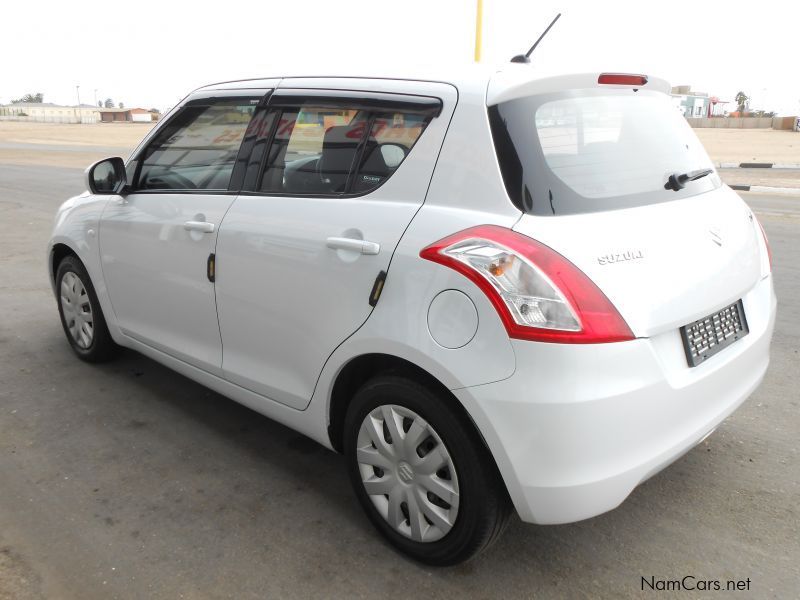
[56,255,119,362]
[344,375,510,565]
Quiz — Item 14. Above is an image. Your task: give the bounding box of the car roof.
[194,63,671,107]
[196,63,495,92]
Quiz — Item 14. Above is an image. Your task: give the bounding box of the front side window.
[259,101,435,196]
[137,100,257,191]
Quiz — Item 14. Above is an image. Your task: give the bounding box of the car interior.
[137,103,422,196]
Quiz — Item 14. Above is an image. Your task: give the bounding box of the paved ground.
[0,122,153,148]
[694,128,799,164]
[0,123,152,169]
[719,168,800,189]
[0,163,798,598]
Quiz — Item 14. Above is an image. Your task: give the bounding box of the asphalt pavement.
[718,167,800,191]
[0,164,798,599]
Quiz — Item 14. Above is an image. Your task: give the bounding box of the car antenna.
[511,13,561,64]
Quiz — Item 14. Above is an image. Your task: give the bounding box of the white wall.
[0,106,100,123]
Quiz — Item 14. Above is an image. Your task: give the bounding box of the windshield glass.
[489,89,720,215]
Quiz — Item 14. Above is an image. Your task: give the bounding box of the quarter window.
[352,112,430,193]
[137,100,257,191]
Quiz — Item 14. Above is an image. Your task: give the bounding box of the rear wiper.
[664,168,713,192]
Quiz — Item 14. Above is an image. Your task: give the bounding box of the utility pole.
[474,0,483,62]
[76,85,82,124]
[94,88,98,107]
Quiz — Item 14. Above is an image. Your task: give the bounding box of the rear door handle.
[326,237,380,255]
[184,220,215,233]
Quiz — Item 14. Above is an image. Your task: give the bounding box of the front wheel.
[344,375,510,565]
[55,255,119,362]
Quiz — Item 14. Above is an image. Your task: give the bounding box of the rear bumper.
[454,275,776,524]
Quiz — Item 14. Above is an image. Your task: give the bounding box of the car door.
[215,82,457,409]
[99,90,269,375]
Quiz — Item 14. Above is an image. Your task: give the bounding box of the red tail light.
[420,226,635,344]
[598,73,648,86]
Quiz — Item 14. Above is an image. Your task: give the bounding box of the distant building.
[0,103,158,124]
[0,102,100,123]
[671,86,728,118]
[98,107,154,123]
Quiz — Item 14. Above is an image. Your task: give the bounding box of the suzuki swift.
[48,66,776,565]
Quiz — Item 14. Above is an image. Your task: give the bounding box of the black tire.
[55,255,119,363]
[344,374,510,566]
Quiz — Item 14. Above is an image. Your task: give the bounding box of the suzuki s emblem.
[397,462,414,483]
[709,228,723,247]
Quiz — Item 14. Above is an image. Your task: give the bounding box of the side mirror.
[86,157,127,195]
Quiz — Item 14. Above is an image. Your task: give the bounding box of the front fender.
[48,193,124,343]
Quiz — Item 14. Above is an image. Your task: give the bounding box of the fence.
[686,116,798,130]
[0,115,100,124]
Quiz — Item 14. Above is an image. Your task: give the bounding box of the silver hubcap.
[60,271,94,349]
[356,405,460,543]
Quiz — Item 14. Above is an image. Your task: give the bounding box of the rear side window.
[489,90,720,216]
[260,107,368,195]
[258,101,435,196]
[137,100,257,191]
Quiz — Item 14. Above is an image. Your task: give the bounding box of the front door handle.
[184,220,215,233]
[326,237,380,255]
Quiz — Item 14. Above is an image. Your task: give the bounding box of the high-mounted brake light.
[598,73,648,86]
[420,226,635,344]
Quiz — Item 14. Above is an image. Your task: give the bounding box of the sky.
[1,0,798,115]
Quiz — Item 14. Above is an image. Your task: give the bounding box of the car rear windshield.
[488,89,720,216]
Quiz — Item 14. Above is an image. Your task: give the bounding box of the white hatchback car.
[49,66,776,565]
